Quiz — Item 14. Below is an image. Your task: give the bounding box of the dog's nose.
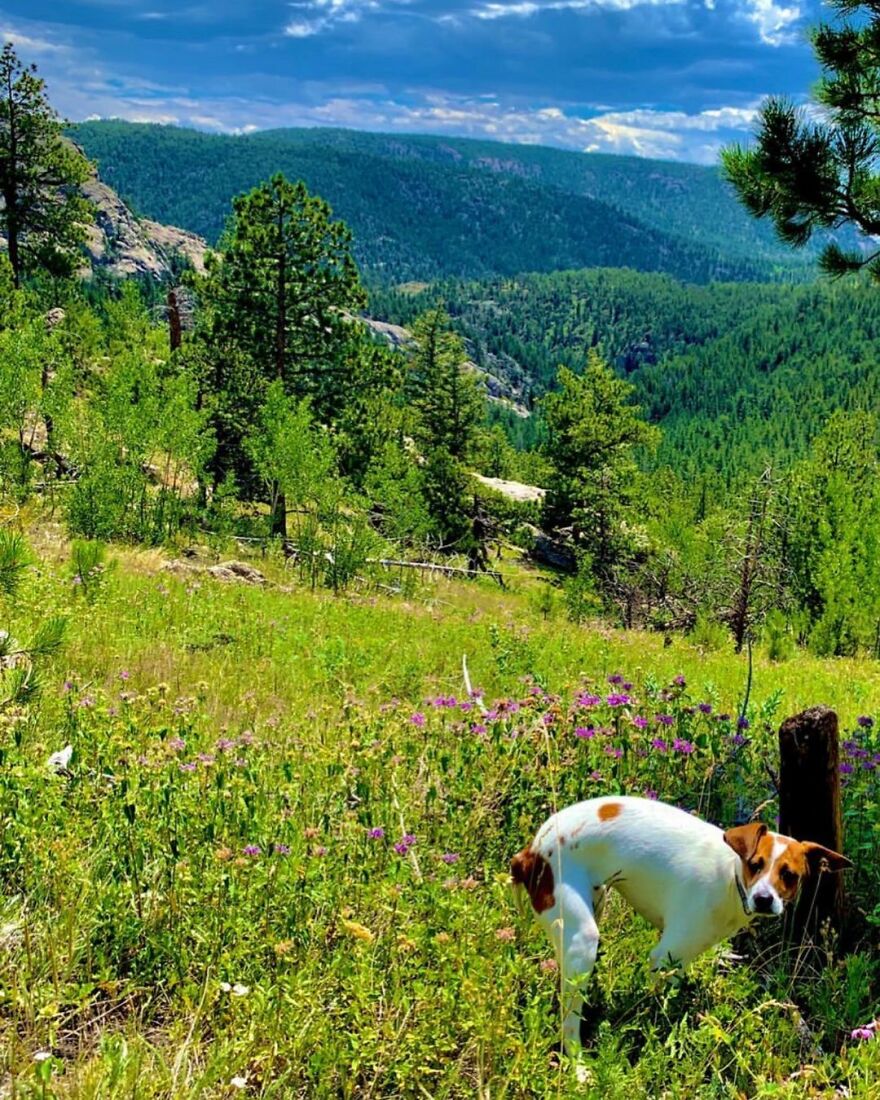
[752,893,774,914]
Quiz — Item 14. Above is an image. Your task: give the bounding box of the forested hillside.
[372,270,880,481]
[71,121,806,285]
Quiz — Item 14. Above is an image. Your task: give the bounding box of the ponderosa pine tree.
[721,0,880,279]
[0,43,92,287]
[407,309,485,552]
[408,308,484,461]
[542,351,659,582]
[199,173,365,535]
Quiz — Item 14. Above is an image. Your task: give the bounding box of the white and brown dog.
[511,795,851,1051]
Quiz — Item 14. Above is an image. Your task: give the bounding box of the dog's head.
[723,822,851,917]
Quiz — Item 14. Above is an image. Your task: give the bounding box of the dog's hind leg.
[542,866,600,1054]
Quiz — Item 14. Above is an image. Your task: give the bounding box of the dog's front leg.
[543,870,601,1055]
[648,922,700,987]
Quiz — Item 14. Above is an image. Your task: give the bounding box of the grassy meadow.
[1,518,879,1098]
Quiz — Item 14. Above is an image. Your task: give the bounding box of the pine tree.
[0,43,92,286]
[199,173,364,535]
[408,308,483,460]
[542,351,659,580]
[721,0,880,279]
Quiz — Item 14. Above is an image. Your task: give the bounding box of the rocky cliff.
[81,175,209,280]
[0,153,209,281]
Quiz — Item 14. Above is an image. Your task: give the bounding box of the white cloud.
[743,0,800,45]
[70,95,759,163]
[472,0,681,17]
[0,27,66,53]
[284,0,387,38]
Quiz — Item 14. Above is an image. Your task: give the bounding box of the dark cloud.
[0,0,823,161]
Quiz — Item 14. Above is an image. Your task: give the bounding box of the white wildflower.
[47,745,73,772]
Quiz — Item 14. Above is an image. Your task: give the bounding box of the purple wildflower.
[730,733,747,748]
[577,693,602,708]
[575,726,596,740]
[216,738,236,752]
[394,834,417,855]
[179,761,197,772]
[633,716,648,729]
[673,738,695,755]
[198,753,215,765]
[472,723,487,735]
[655,714,675,726]
[604,746,623,758]
[119,670,130,681]
[607,693,631,707]
[410,712,426,727]
[274,843,290,855]
[590,770,602,781]
[840,762,855,775]
[645,789,658,800]
[698,703,712,715]
[737,717,750,730]
[242,845,261,857]
[368,827,385,839]
[674,675,686,687]
[607,674,624,686]
[62,680,73,693]
[857,716,874,729]
[651,738,668,752]
[441,852,460,864]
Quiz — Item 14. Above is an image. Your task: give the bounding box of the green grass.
[1,530,878,1098]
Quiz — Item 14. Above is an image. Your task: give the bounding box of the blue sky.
[0,0,824,162]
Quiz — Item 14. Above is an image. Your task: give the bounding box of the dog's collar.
[734,868,751,917]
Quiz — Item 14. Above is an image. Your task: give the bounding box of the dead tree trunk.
[778,706,846,938]
[167,289,183,353]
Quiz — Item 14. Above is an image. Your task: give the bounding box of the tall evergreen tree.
[199,173,364,535]
[408,308,483,460]
[0,43,92,286]
[542,351,659,580]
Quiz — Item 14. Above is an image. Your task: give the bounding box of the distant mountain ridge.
[70,121,814,286]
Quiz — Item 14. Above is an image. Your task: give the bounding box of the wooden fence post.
[778,705,846,937]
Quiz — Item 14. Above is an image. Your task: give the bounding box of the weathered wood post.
[778,705,846,938]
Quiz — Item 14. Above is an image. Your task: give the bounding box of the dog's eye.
[779,867,797,887]
[748,859,764,874]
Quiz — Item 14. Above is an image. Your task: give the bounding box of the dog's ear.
[801,841,853,874]
[510,847,537,886]
[723,821,768,862]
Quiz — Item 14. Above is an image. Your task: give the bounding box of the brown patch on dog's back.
[598,801,622,822]
[510,847,555,913]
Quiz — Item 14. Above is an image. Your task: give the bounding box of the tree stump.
[778,706,846,938]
